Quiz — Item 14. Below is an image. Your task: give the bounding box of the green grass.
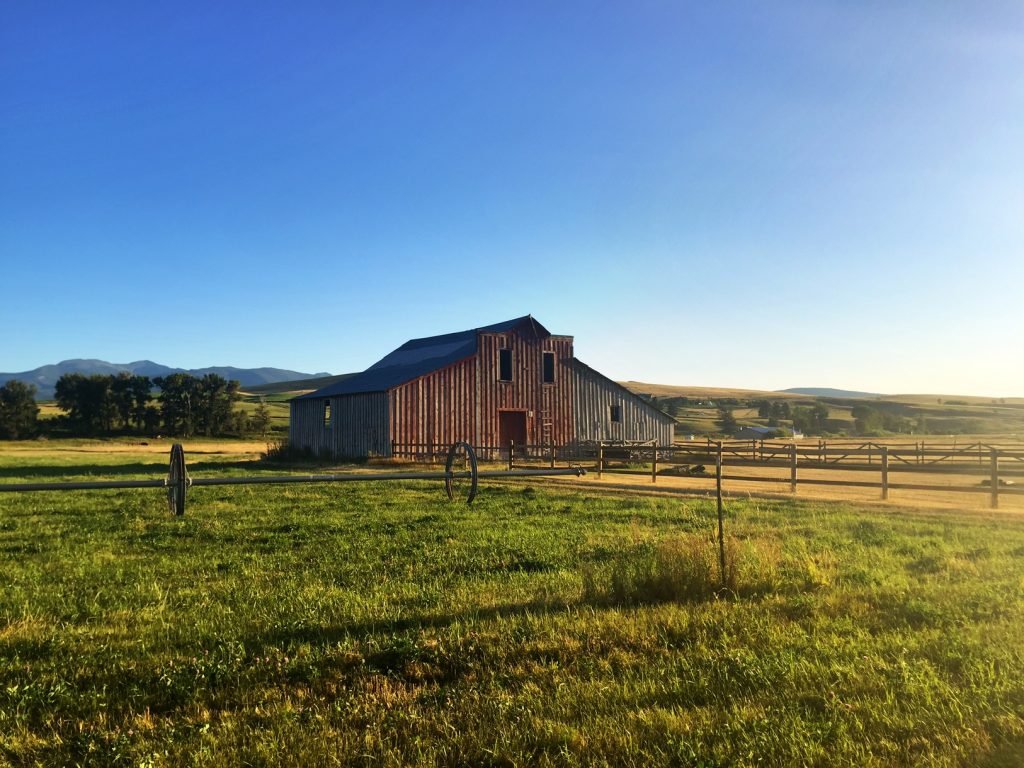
[2,445,1024,766]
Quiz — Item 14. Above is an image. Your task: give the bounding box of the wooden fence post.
[550,438,556,469]
[991,449,999,509]
[651,441,658,483]
[881,446,889,500]
[790,443,798,493]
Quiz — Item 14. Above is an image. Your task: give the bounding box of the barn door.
[498,410,528,452]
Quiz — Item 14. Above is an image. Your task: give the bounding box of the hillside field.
[1,440,1023,766]
[27,376,1024,442]
[621,383,1024,439]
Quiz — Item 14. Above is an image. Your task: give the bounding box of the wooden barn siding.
[573,366,674,445]
[388,331,575,450]
[475,332,575,448]
[289,399,327,454]
[290,394,389,458]
[389,356,477,449]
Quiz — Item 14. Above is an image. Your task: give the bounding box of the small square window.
[610,404,622,423]
[324,402,332,429]
[542,352,555,383]
[499,348,513,381]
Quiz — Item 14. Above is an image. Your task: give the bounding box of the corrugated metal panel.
[572,361,674,445]
[295,315,555,399]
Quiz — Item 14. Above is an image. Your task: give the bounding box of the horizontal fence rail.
[0,443,588,514]
[586,440,1022,509]
[334,439,1024,508]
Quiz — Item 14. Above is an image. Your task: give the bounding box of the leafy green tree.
[0,380,40,439]
[155,373,196,436]
[812,402,830,430]
[852,404,911,435]
[54,373,117,433]
[109,373,153,431]
[110,373,147,431]
[251,398,273,438]
[716,406,737,434]
[194,374,240,436]
[155,373,241,436]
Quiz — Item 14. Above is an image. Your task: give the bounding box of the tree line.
[0,373,273,439]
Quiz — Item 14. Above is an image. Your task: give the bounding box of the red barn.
[289,315,673,457]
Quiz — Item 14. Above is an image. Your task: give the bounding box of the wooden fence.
[688,438,1024,467]
[596,441,1024,509]
[392,440,1024,508]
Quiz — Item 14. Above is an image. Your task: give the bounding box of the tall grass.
[1,443,1024,766]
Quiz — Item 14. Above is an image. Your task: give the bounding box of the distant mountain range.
[777,387,882,399]
[0,359,331,399]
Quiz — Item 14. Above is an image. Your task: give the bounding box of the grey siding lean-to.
[572,362,674,445]
[289,393,390,458]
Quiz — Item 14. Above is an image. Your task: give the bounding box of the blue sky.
[2,2,1022,396]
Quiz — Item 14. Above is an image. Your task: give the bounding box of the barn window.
[499,348,513,381]
[542,352,555,383]
[324,402,332,429]
[610,404,622,423]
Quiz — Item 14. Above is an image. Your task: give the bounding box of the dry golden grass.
[544,465,1024,514]
[886,393,1024,405]
[0,438,268,457]
[618,382,807,400]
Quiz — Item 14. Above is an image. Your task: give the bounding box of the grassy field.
[2,441,1024,766]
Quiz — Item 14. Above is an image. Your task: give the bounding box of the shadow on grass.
[247,598,579,652]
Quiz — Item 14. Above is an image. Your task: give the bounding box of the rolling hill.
[0,359,331,398]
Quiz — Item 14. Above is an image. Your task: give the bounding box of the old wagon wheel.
[445,441,479,504]
[167,443,188,516]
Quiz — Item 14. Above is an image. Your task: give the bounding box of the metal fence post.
[651,441,657,484]
[790,443,798,493]
[991,449,999,509]
[508,440,514,471]
[598,442,604,478]
[716,441,726,585]
[881,446,889,500]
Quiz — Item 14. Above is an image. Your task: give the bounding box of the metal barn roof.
[296,315,555,399]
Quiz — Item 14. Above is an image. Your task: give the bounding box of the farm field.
[2,441,1024,766]
[557,465,1024,514]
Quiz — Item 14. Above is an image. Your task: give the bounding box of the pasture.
[1,440,1023,766]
